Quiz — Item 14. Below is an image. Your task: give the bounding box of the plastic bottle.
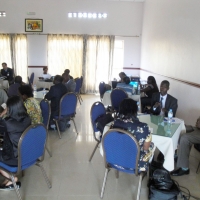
[132,87,135,95]
[42,88,46,96]
[137,101,140,112]
[33,85,37,92]
[168,109,173,123]
[137,85,140,95]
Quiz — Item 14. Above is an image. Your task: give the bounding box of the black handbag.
[153,169,173,190]
[95,113,113,133]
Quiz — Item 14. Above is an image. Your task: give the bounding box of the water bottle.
[137,85,140,95]
[42,88,46,96]
[168,109,173,123]
[33,85,37,92]
[137,101,140,112]
[132,87,135,95]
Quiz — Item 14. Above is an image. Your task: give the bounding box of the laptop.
[129,81,139,94]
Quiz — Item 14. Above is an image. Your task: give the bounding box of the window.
[112,40,124,80]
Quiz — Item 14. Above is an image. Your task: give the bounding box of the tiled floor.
[0,94,200,200]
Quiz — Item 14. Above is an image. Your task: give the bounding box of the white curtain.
[83,35,115,93]
[47,34,83,78]
[0,34,12,69]
[11,34,28,82]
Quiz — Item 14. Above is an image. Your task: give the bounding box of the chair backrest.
[110,88,128,111]
[80,76,83,88]
[90,101,106,133]
[59,92,77,118]
[40,99,51,128]
[99,82,106,99]
[102,128,140,175]
[17,124,47,173]
[7,83,20,97]
[75,78,81,93]
[30,73,34,85]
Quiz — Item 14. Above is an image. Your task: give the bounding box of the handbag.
[148,162,180,200]
[95,113,113,133]
[153,169,173,190]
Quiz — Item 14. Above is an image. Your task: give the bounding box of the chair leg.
[10,173,22,200]
[46,146,52,157]
[37,163,52,189]
[136,173,144,200]
[77,94,82,105]
[55,120,62,139]
[100,168,109,199]
[79,93,83,102]
[196,161,200,174]
[89,142,100,162]
[115,170,119,179]
[72,118,78,136]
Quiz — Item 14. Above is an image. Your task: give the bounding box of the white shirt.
[42,73,51,79]
[160,94,167,116]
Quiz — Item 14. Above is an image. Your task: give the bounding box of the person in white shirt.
[42,67,51,80]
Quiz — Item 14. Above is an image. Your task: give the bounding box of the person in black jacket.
[150,80,178,117]
[1,62,14,84]
[45,75,67,120]
[0,96,31,190]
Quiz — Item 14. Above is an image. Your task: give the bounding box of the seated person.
[116,76,132,93]
[113,98,154,172]
[45,75,67,120]
[41,66,51,80]
[0,96,31,190]
[62,73,76,92]
[151,80,178,117]
[7,76,23,97]
[64,69,73,80]
[118,72,127,83]
[170,117,200,176]
[0,89,8,109]
[1,62,14,84]
[141,76,159,113]
[18,85,42,125]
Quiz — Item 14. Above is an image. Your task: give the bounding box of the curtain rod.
[6,33,140,37]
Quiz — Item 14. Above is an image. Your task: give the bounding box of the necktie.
[160,97,163,109]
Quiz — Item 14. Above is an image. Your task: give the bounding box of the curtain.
[10,34,28,82]
[0,34,12,70]
[47,34,83,78]
[82,35,115,93]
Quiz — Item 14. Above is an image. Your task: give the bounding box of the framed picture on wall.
[25,19,43,32]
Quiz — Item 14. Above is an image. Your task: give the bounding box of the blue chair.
[101,128,145,200]
[75,78,83,105]
[110,88,128,112]
[99,82,106,102]
[53,92,78,139]
[28,72,34,86]
[40,99,52,157]
[89,101,106,162]
[0,124,51,200]
[7,83,21,97]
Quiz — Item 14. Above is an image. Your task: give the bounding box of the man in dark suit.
[151,80,178,117]
[45,75,67,120]
[1,62,14,84]
[151,80,178,163]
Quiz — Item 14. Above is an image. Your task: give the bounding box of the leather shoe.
[0,181,21,190]
[170,168,190,176]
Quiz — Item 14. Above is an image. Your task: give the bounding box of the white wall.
[1,0,144,77]
[1,0,143,36]
[140,0,200,125]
